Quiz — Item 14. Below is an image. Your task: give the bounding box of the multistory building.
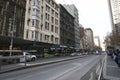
[94,36,101,47]
[59,4,75,48]
[79,26,86,49]
[108,0,120,45]
[24,0,60,45]
[63,4,80,49]
[24,0,41,42]
[85,28,94,50]
[0,0,26,38]
[0,0,26,49]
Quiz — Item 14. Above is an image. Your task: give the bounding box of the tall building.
[0,0,60,51]
[0,0,26,49]
[59,4,75,48]
[24,0,41,42]
[24,0,60,45]
[63,4,80,49]
[85,28,94,50]
[108,0,120,45]
[0,0,26,38]
[79,26,86,49]
[94,36,101,47]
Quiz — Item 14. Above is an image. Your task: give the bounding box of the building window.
[33,0,40,7]
[55,26,58,33]
[55,12,58,18]
[51,1,54,7]
[45,35,49,42]
[31,31,34,40]
[46,5,50,12]
[27,18,30,26]
[36,20,40,28]
[51,25,54,32]
[32,19,35,26]
[45,13,49,20]
[55,5,58,11]
[32,8,40,17]
[33,8,35,12]
[51,35,54,41]
[46,0,50,4]
[33,0,35,5]
[55,19,58,25]
[28,7,31,14]
[51,9,54,15]
[36,9,40,17]
[55,38,58,44]
[35,31,39,40]
[45,22,49,30]
[26,30,29,39]
[0,6,2,13]
[51,17,54,23]
[40,33,42,41]
[32,19,39,28]
[29,0,31,4]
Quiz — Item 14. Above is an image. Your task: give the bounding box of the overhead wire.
[62,0,94,28]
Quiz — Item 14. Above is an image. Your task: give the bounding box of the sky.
[56,0,112,44]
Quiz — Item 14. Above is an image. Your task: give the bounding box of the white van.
[20,52,37,62]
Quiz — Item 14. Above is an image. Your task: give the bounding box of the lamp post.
[9,30,13,56]
[9,17,14,56]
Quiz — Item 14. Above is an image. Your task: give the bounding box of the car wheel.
[31,57,35,61]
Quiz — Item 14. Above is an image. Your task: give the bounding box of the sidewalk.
[104,55,120,80]
[0,55,85,74]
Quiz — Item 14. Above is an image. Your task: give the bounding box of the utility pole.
[9,4,16,56]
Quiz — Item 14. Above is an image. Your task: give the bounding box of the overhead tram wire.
[68,0,94,28]
[61,0,93,28]
[63,0,67,4]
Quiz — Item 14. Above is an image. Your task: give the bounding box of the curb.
[0,55,87,74]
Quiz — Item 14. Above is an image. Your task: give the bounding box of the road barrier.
[80,55,105,80]
[0,56,27,71]
[98,57,105,80]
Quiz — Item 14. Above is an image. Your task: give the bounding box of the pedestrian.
[117,51,120,67]
[115,49,119,64]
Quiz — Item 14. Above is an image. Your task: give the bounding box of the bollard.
[0,59,1,71]
[0,56,2,71]
[24,55,26,67]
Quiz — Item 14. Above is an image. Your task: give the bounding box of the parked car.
[20,52,37,62]
[70,52,81,56]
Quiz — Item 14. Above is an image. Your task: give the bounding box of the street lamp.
[9,18,14,56]
[9,30,13,56]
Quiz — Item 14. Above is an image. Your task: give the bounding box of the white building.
[24,0,60,45]
[94,36,101,47]
[85,28,94,50]
[108,0,120,44]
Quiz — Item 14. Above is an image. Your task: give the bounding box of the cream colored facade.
[85,28,94,50]
[111,0,120,24]
[24,0,60,45]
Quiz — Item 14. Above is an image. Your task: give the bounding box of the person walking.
[117,51,120,67]
[115,49,119,64]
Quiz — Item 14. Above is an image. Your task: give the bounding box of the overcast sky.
[56,0,111,43]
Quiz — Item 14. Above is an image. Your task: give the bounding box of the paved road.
[0,55,103,80]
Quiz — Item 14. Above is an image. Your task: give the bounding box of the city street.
[0,55,103,80]
[0,0,120,80]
